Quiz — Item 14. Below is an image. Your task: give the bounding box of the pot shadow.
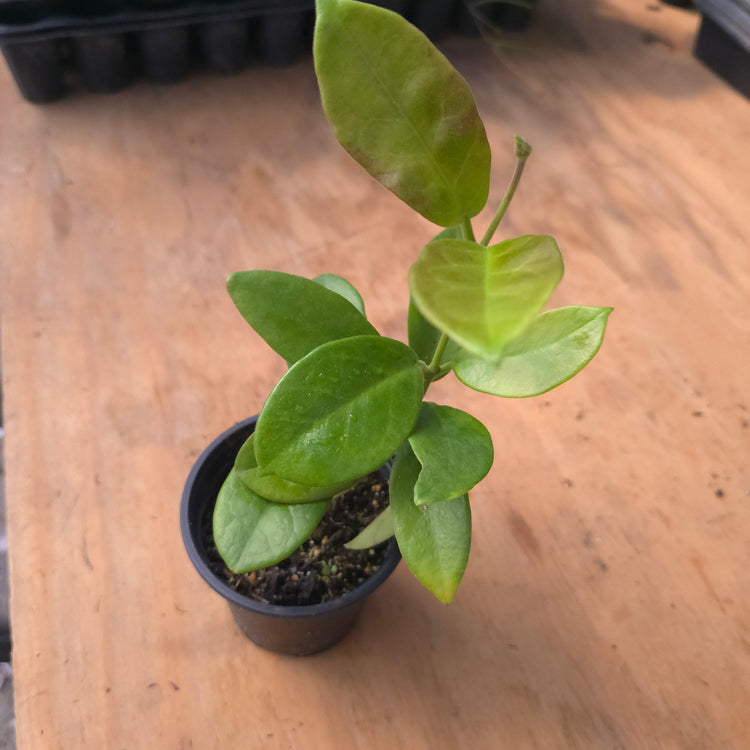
[283,567,728,748]
[315,579,626,746]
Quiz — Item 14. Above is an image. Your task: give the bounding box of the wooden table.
[1,2,748,747]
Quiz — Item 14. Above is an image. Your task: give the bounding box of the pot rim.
[180,416,401,619]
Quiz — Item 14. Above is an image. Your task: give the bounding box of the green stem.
[461,215,475,242]
[427,333,449,374]
[434,361,454,380]
[421,332,449,393]
[480,135,532,247]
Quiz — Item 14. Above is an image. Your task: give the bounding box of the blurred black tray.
[0,1,312,40]
[694,0,750,96]
[0,1,537,106]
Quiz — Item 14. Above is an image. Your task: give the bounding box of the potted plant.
[181,0,612,656]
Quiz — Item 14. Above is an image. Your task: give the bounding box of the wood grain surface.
[1,1,749,748]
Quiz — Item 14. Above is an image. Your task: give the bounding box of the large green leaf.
[254,335,424,486]
[455,306,613,397]
[345,506,395,550]
[390,444,471,603]
[409,235,564,358]
[314,0,491,227]
[213,471,328,573]
[408,402,493,505]
[227,271,377,364]
[234,434,356,504]
[313,273,366,316]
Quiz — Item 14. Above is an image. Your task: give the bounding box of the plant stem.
[461,215,475,242]
[480,135,532,247]
[427,333,449,374]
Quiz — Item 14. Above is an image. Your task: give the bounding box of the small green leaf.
[456,306,612,397]
[408,403,493,505]
[314,0,491,227]
[409,235,564,358]
[213,471,328,573]
[313,273,366,316]
[345,506,395,550]
[408,227,463,375]
[227,271,377,364]
[234,434,355,503]
[255,335,424,486]
[434,227,463,241]
[390,444,471,603]
[233,431,262,475]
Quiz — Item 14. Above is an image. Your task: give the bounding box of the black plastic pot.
[73,31,132,92]
[180,416,402,656]
[411,0,455,40]
[198,18,249,74]
[453,1,480,36]
[694,0,750,98]
[256,8,311,66]
[0,35,62,101]
[138,24,190,83]
[367,0,411,14]
[1,0,542,103]
[486,0,537,31]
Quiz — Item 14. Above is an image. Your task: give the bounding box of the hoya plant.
[213,0,611,604]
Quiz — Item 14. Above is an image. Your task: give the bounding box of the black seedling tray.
[0,0,537,103]
[694,0,750,97]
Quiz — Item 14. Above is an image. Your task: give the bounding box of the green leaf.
[345,506,394,550]
[254,335,424,486]
[409,235,564,358]
[227,271,377,364]
[407,300,438,363]
[455,306,613,397]
[234,434,356,504]
[213,471,328,573]
[408,403,493,505]
[390,444,471,603]
[314,0,491,227]
[233,431,259,474]
[313,273,366,316]
[434,227,463,241]
[408,227,463,375]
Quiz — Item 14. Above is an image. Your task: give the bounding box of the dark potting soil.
[203,472,390,607]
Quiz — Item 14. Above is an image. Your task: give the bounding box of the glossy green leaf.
[345,506,394,550]
[390,444,471,603]
[227,270,377,364]
[254,335,424,486]
[455,305,613,397]
[313,273,366,316]
[314,0,491,227]
[213,471,328,573]
[408,403,493,505]
[234,434,355,504]
[409,235,564,358]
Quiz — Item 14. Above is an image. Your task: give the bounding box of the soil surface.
[203,472,391,606]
